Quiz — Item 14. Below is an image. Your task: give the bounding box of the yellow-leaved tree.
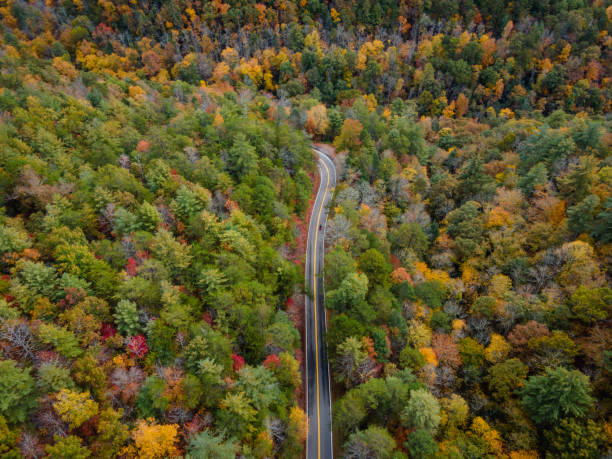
[53,389,99,429]
[305,104,330,138]
[470,417,503,456]
[333,119,363,153]
[127,419,179,459]
[484,334,511,364]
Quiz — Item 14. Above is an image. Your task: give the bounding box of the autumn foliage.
[0,0,610,457]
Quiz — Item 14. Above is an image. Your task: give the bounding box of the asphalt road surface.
[305,148,336,459]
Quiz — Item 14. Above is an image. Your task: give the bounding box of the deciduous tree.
[485,358,527,402]
[401,389,441,434]
[343,425,395,459]
[53,389,99,429]
[129,419,179,459]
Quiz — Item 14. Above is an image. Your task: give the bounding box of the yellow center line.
[313,155,331,459]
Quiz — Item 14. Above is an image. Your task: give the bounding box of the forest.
[0,0,610,457]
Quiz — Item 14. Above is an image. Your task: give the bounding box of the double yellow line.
[312,154,331,459]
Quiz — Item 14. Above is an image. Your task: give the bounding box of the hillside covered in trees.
[0,0,611,458]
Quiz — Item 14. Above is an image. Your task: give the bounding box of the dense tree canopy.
[0,26,313,455]
[0,0,611,457]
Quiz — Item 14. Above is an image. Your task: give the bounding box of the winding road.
[305,148,336,459]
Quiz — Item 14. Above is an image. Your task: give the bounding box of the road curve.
[305,148,336,459]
